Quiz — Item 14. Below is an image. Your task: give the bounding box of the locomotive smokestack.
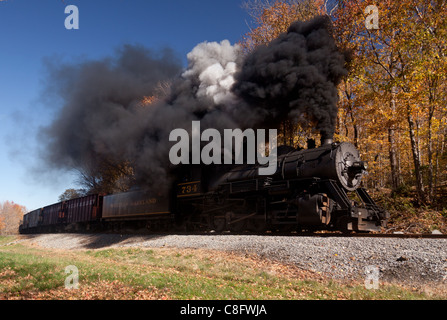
[321,135,333,146]
[307,138,316,149]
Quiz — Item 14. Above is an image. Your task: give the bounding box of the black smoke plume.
[38,41,249,193]
[38,45,183,193]
[232,15,349,140]
[38,16,348,194]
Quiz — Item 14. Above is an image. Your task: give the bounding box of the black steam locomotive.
[20,140,388,234]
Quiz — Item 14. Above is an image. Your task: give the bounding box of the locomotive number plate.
[177,181,201,197]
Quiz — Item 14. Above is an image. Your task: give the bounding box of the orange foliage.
[0,201,27,234]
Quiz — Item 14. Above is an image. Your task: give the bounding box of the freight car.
[20,194,102,233]
[20,140,389,234]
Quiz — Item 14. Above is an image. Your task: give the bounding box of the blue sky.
[0,0,251,211]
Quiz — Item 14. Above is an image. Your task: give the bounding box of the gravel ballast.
[23,233,447,286]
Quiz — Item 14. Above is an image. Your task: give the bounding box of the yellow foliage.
[241,0,447,204]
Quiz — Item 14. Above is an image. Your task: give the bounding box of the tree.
[58,188,87,202]
[333,0,447,203]
[405,0,447,202]
[241,0,326,52]
[0,201,27,235]
[75,158,135,195]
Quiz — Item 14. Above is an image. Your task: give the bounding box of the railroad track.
[109,229,447,239]
[189,227,447,239]
[293,232,447,239]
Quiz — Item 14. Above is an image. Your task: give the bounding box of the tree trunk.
[350,111,359,148]
[407,106,426,204]
[427,103,435,203]
[388,88,400,192]
[388,128,399,192]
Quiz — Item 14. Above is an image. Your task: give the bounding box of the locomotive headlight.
[348,161,367,175]
[355,161,368,171]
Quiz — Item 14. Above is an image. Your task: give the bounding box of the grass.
[0,235,446,300]
[0,236,15,246]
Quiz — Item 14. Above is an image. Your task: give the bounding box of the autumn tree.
[0,201,27,235]
[241,0,326,51]
[333,0,447,203]
[406,0,447,202]
[331,0,406,193]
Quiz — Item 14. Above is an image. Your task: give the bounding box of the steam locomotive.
[20,139,389,234]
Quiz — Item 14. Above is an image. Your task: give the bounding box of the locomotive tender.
[20,139,389,234]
